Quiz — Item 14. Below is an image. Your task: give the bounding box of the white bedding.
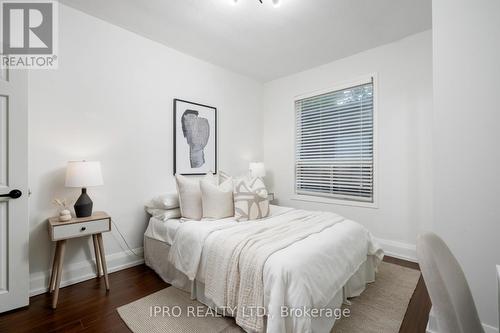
[144,216,183,246]
[164,205,383,333]
[168,205,293,280]
[144,207,291,247]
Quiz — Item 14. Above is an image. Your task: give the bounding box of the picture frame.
[173,99,217,175]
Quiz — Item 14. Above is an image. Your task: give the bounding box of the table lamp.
[249,162,266,178]
[65,161,103,218]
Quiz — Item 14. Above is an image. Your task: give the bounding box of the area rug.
[331,262,420,333]
[117,262,420,333]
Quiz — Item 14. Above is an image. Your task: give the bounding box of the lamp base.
[74,188,93,218]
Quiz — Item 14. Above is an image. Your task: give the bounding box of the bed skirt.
[144,235,379,333]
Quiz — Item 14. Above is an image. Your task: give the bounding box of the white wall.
[262,31,433,259]
[28,4,263,294]
[433,0,500,330]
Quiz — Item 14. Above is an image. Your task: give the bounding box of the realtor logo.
[1,0,58,69]
[3,2,53,53]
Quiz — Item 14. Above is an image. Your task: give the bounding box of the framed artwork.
[173,99,217,175]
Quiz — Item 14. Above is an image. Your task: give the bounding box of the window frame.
[291,74,379,209]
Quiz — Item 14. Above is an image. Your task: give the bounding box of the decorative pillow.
[219,171,232,183]
[175,174,216,220]
[146,193,179,210]
[201,175,234,219]
[145,207,181,221]
[233,177,270,221]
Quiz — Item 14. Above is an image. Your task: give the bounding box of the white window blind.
[295,80,374,202]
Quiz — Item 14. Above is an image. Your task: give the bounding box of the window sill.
[291,194,378,209]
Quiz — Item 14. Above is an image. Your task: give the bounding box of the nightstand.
[47,211,111,309]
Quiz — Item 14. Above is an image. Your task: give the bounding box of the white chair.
[416,232,484,333]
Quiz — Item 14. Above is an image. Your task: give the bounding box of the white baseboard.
[374,237,417,262]
[426,309,436,333]
[28,236,417,297]
[29,247,144,297]
[484,324,500,333]
[426,309,499,333]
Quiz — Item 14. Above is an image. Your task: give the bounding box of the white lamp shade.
[249,162,266,178]
[65,161,103,188]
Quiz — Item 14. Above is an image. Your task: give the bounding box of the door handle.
[0,189,22,199]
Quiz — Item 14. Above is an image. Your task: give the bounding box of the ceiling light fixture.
[232,0,280,7]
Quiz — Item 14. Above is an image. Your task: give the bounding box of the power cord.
[110,218,142,258]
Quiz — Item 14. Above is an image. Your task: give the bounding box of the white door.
[0,66,29,312]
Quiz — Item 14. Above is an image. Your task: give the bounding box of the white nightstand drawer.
[52,218,110,240]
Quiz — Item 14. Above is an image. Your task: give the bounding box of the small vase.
[59,214,71,222]
[59,209,72,222]
[60,209,71,216]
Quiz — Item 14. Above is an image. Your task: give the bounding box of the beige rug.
[331,262,420,333]
[117,262,420,333]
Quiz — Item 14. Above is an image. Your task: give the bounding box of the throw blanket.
[204,210,345,333]
[168,206,293,281]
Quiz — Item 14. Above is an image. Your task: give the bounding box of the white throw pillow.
[175,174,215,220]
[201,176,234,219]
[146,193,179,210]
[233,177,270,221]
[145,207,181,221]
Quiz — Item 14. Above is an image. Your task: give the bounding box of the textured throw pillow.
[201,176,234,219]
[175,174,216,220]
[233,177,270,221]
[219,171,232,183]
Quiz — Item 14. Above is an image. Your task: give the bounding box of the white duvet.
[168,206,383,333]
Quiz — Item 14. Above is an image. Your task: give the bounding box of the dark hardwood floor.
[384,256,432,333]
[0,256,431,333]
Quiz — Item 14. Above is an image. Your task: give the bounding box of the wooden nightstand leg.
[92,234,102,277]
[96,233,109,290]
[49,242,59,293]
[52,240,66,309]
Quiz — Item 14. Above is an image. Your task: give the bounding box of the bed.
[144,205,383,333]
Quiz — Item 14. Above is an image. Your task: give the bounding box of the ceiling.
[60,0,432,82]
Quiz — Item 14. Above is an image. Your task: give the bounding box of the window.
[295,78,374,204]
